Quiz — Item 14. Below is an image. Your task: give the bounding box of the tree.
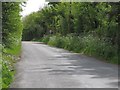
[2,2,23,49]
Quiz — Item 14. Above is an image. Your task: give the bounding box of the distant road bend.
[11,41,118,88]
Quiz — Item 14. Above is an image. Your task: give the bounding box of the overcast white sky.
[21,0,48,17]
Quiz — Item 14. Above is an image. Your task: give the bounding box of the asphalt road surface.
[11,41,118,88]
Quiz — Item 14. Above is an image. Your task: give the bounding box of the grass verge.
[2,44,21,89]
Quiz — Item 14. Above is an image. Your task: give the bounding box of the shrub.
[2,54,15,88]
[2,45,21,88]
[82,35,118,63]
[42,34,118,64]
[48,35,65,48]
[42,35,50,44]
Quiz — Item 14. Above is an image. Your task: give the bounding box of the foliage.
[2,2,23,48]
[2,54,15,88]
[2,2,23,88]
[22,2,119,64]
[42,35,51,44]
[42,34,118,64]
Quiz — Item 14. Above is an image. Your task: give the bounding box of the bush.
[42,34,118,64]
[2,54,15,88]
[82,35,118,63]
[63,35,84,52]
[2,45,21,88]
[48,35,65,48]
[42,35,50,44]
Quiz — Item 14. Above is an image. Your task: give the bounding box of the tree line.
[23,2,119,43]
[1,2,119,88]
[22,2,119,64]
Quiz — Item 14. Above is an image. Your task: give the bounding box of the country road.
[10,41,118,88]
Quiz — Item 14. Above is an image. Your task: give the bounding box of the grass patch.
[3,44,21,56]
[2,44,22,89]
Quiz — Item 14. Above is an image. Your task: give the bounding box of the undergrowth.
[2,44,21,89]
[42,34,118,64]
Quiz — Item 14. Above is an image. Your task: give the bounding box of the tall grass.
[2,44,21,88]
[42,34,118,64]
[2,54,15,88]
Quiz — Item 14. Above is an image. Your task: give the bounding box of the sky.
[21,0,48,17]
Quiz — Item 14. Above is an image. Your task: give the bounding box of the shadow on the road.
[43,52,118,87]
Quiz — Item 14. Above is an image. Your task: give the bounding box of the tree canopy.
[22,2,119,64]
[22,2,119,46]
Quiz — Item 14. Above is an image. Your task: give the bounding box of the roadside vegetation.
[2,2,23,88]
[22,2,119,64]
[42,34,118,64]
[1,1,119,89]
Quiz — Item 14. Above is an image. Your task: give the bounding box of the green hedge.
[2,2,23,89]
